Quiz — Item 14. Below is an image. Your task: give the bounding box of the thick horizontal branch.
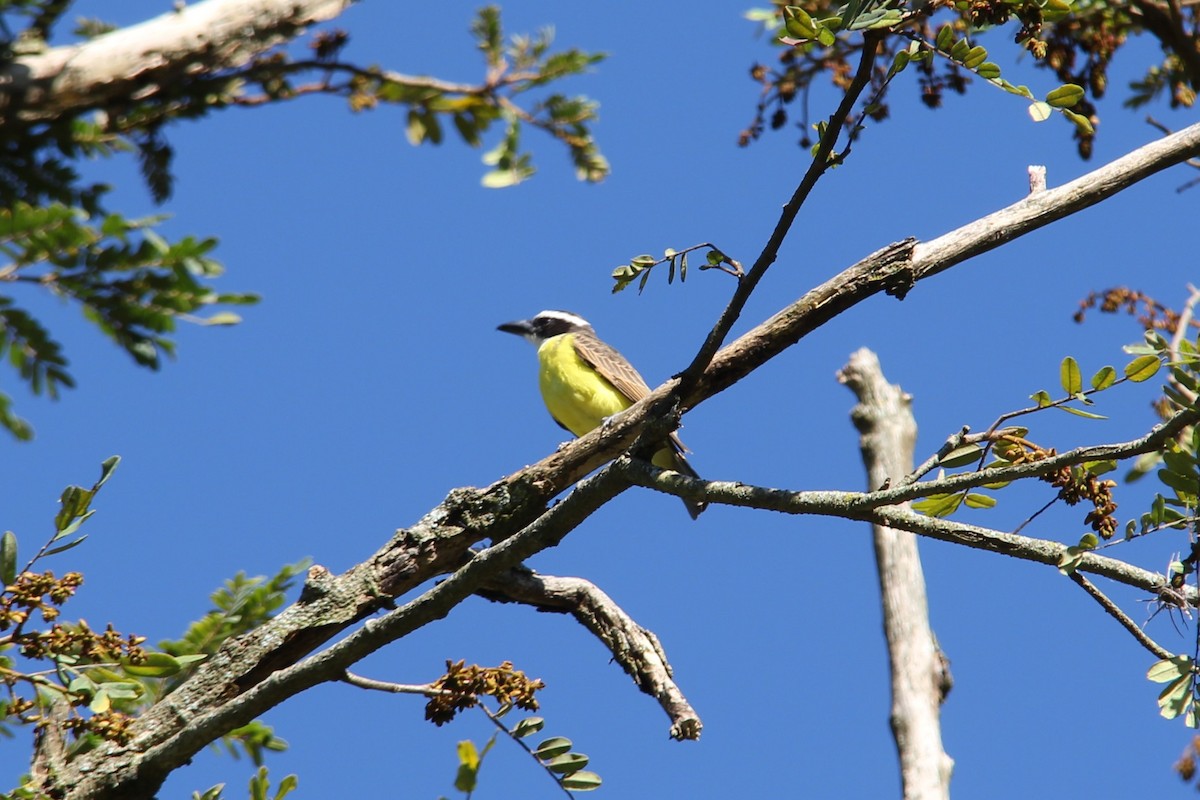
[479,564,702,740]
[689,122,1200,406]
[62,466,630,800]
[0,0,352,120]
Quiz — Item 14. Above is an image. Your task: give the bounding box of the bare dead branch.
[479,564,702,740]
[839,349,953,800]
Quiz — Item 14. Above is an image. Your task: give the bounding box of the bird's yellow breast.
[537,333,631,437]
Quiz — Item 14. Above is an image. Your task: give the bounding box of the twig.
[478,704,574,800]
[1069,572,1173,660]
[341,671,445,696]
[675,33,886,394]
[898,426,969,488]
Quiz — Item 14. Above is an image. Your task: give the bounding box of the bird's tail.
[653,443,707,519]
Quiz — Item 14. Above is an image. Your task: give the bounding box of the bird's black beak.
[497,319,534,337]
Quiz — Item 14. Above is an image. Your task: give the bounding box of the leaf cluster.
[353,7,607,188]
[453,713,601,796]
[193,765,298,800]
[741,1,1195,158]
[612,244,743,294]
[0,459,308,776]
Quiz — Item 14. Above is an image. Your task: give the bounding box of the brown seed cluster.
[424,659,545,726]
[0,571,83,629]
[63,710,134,745]
[16,619,147,663]
[2,570,149,744]
[1074,287,1191,335]
[1177,735,1200,784]
[995,436,1119,538]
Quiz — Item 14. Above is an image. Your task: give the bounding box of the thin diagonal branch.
[1069,572,1174,660]
[676,32,885,392]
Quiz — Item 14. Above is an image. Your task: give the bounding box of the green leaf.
[1147,655,1192,683]
[938,444,983,469]
[534,737,573,760]
[911,493,964,518]
[0,530,16,586]
[122,652,184,678]
[1062,108,1094,135]
[560,771,603,791]
[96,456,120,490]
[1027,101,1053,122]
[1158,674,1193,720]
[1124,354,1161,382]
[1159,468,1200,498]
[198,312,242,326]
[1031,389,1053,408]
[1059,406,1107,420]
[511,717,544,738]
[1057,545,1087,575]
[976,62,1001,80]
[405,108,428,146]
[1077,533,1099,550]
[274,774,298,800]
[963,493,996,509]
[1045,83,1085,108]
[481,169,522,188]
[454,740,479,792]
[933,24,952,51]
[963,45,988,69]
[1042,0,1072,22]
[89,689,110,713]
[887,50,910,80]
[1090,366,1116,391]
[43,535,88,558]
[546,752,589,774]
[782,6,818,40]
[1060,356,1082,394]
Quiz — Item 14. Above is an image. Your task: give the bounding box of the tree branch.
[0,0,353,121]
[61,464,630,800]
[839,349,953,800]
[683,123,1200,408]
[617,459,1191,601]
[478,563,702,741]
[1068,572,1174,660]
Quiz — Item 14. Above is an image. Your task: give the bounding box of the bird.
[498,309,706,519]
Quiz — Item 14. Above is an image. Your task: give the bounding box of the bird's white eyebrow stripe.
[536,310,591,327]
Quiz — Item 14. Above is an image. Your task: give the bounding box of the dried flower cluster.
[1074,287,1194,334]
[424,659,545,726]
[994,436,1119,538]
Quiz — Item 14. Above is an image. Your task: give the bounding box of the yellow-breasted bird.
[498,310,706,519]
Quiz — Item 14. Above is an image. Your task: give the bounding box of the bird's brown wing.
[572,331,690,455]
[572,331,652,403]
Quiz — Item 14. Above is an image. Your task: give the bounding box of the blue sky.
[3,1,1199,797]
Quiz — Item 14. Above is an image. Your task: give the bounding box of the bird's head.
[498,310,594,346]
